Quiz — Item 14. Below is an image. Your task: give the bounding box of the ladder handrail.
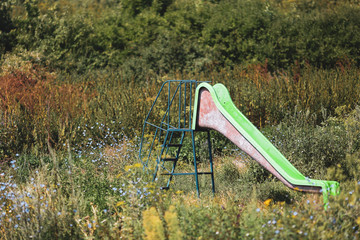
[139,80,207,166]
[138,80,215,197]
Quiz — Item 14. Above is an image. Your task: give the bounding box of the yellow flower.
[116,201,125,207]
[264,199,272,207]
[165,206,183,240]
[134,163,142,168]
[143,207,165,240]
[124,163,142,172]
[356,216,360,226]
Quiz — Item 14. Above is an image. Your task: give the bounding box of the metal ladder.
[139,80,215,196]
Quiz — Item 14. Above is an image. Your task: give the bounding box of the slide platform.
[192,83,340,204]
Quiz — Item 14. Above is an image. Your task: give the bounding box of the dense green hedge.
[2,0,360,75]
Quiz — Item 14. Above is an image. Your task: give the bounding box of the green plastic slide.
[192,83,340,205]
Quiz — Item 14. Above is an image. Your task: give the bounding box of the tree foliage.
[0,0,16,58]
[2,0,360,75]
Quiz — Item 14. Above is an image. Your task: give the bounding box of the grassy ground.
[1,58,360,239]
[1,115,359,239]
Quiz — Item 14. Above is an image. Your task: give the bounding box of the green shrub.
[217,159,243,185]
[0,0,16,58]
[263,113,347,178]
[224,64,360,127]
[7,0,360,74]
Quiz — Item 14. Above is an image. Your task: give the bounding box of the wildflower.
[134,163,142,168]
[124,165,132,172]
[256,208,260,212]
[356,217,360,226]
[143,207,165,240]
[264,199,272,207]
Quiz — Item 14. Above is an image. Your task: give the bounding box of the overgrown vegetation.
[1,0,360,239]
[2,0,360,73]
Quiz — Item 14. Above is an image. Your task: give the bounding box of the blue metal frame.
[138,80,215,196]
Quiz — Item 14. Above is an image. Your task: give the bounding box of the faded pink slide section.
[195,88,321,193]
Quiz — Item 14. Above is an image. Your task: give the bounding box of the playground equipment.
[139,80,340,204]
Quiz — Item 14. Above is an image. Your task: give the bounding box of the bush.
[0,1,16,58]
[0,52,94,155]
[224,64,360,127]
[261,107,360,179]
[7,0,360,74]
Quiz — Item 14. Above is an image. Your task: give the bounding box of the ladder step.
[162,158,178,162]
[161,172,213,176]
[161,173,196,176]
[197,172,213,175]
[165,144,182,147]
[167,128,193,132]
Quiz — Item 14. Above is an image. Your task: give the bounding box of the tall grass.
[214,62,360,127]
[1,65,359,237]
[0,134,359,239]
[0,54,93,156]
[1,51,360,158]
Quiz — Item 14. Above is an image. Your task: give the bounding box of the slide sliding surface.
[192,83,339,204]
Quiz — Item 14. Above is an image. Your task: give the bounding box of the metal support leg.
[191,130,200,197]
[153,131,170,181]
[207,130,216,194]
[166,161,177,189]
[165,132,184,188]
[153,158,160,182]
